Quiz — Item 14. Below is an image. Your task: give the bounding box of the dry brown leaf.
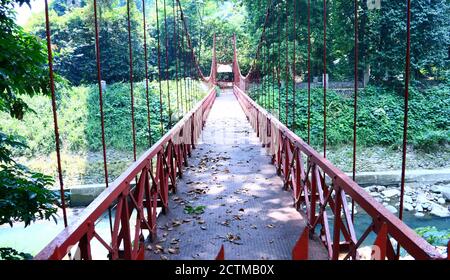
[168,248,178,254]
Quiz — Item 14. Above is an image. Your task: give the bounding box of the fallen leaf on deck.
[168,248,179,254]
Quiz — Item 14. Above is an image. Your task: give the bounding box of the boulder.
[382,189,400,198]
[404,203,414,211]
[376,185,387,192]
[370,192,381,197]
[442,189,450,201]
[414,212,425,218]
[429,202,450,218]
[386,205,398,214]
[437,198,446,205]
[403,195,413,204]
[416,193,431,204]
[415,204,423,212]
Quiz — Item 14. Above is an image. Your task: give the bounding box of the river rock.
[430,202,450,217]
[386,205,398,214]
[404,203,414,211]
[442,189,450,201]
[376,185,387,192]
[370,192,381,197]
[416,193,431,204]
[414,212,425,218]
[404,195,413,204]
[415,204,423,212]
[437,198,446,204]
[382,189,400,198]
[422,202,432,211]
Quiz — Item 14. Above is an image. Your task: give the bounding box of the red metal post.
[292,228,309,260]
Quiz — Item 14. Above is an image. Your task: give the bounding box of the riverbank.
[16,145,450,188]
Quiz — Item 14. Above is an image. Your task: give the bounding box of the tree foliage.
[0,0,60,259]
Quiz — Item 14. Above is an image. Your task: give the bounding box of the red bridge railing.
[233,85,444,260]
[34,87,216,260]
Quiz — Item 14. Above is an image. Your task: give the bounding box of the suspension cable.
[278,0,281,119]
[163,0,171,127]
[173,0,180,116]
[142,0,152,146]
[126,0,137,161]
[292,0,296,131]
[397,0,412,258]
[271,17,275,112]
[323,0,327,158]
[307,0,311,144]
[93,0,113,237]
[351,0,359,221]
[285,0,289,126]
[44,0,68,228]
[155,0,164,135]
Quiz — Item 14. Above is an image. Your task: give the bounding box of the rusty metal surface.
[145,89,328,260]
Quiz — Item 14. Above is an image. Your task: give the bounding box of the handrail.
[233,85,444,260]
[34,87,217,260]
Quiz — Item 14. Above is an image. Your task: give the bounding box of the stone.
[430,185,442,193]
[404,203,414,211]
[403,195,413,204]
[415,204,423,212]
[382,189,400,198]
[437,198,446,205]
[370,192,381,197]
[422,203,431,211]
[376,185,387,192]
[416,193,430,204]
[385,205,398,214]
[414,212,425,218]
[442,189,450,201]
[429,202,450,218]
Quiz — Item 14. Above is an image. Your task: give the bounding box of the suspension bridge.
[32,0,448,260]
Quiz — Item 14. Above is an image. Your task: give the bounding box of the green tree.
[0,0,59,260]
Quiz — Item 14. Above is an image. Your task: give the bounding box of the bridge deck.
[145,89,327,260]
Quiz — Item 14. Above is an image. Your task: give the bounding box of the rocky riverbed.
[362,183,450,218]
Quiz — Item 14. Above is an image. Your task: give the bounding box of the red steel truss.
[34,88,216,260]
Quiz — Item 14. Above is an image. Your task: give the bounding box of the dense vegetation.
[0,0,448,258]
[249,83,449,152]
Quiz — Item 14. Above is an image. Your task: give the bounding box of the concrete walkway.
[145,89,327,260]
